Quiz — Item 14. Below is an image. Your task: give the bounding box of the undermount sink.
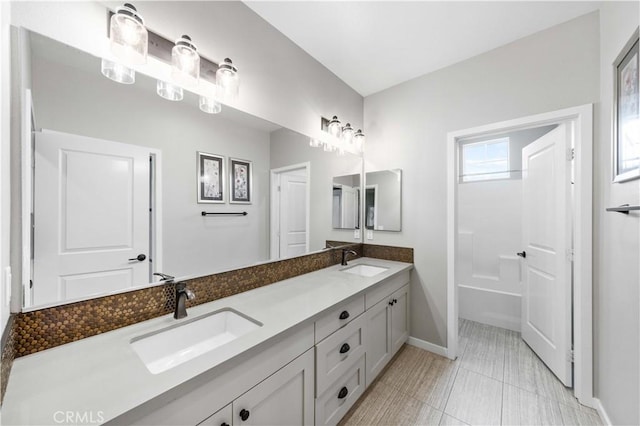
[341,264,389,277]
[131,309,262,374]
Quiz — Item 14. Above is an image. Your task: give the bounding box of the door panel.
[33,130,151,306]
[521,124,572,386]
[280,173,308,258]
[365,299,391,386]
[390,284,410,354]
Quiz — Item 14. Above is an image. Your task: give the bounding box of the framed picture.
[197,152,224,203]
[229,158,252,204]
[613,27,640,183]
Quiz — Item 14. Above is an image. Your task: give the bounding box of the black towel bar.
[201,211,248,216]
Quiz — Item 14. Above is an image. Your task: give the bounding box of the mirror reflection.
[365,169,402,232]
[332,174,361,230]
[22,31,362,309]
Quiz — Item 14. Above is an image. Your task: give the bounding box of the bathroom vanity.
[2,258,412,426]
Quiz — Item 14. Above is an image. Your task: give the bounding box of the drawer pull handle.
[338,386,349,399]
[339,343,351,354]
[239,409,250,421]
[388,300,393,306]
[221,423,230,426]
[339,310,350,320]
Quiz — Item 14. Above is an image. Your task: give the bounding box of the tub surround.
[0,243,413,404]
[3,257,413,425]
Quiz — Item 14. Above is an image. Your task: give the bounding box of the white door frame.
[365,184,379,230]
[446,104,594,407]
[269,162,311,260]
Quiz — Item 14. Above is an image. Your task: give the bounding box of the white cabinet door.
[234,348,314,426]
[365,298,391,386]
[390,284,410,355]
[315,356,366,426]
[198,404,232,426]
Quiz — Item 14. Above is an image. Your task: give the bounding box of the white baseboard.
[407,336,448,357]
[593,398,612,426]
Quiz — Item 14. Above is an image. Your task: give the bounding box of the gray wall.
[30,50,271,281]
[595,2,639,424]
[270,128,362,251]
[363,12,600,346]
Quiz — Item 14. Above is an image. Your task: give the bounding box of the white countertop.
[2,258,412,426]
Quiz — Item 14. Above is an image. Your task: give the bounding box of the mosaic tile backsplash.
[0,243,412,403]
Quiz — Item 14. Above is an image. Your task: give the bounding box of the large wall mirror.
[16,30,363,310]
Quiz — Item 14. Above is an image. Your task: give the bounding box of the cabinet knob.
[339,310,350,320]
[221,423,230,426]
[338,386,349,399]
[239,409,250,421]
[339,343,351,354]
[388,300,394,306]
[393,298,398,304]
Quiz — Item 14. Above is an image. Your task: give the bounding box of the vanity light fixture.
[100,58,135,84]
[341,122,354,145]
[354,129,365,152]
[216,58,239,101]
[327,116,342,138]
[109,3,148,66]
[157,80,184,101]
[172,35,200,87]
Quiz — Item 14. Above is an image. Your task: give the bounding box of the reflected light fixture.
[172,35,200,87]
[354,129,365,152]
[324,142,336,152]
[341,122,354,145]
[109,3,148,66]
[216,58,239,101]
[328,116,342,138]
[101,58,135,84]
[199,85,222,114]
[157,80,184,101]
[309,138,321,148]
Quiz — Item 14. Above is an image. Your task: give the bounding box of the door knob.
[128,254,146,262]
[517,251,526,258]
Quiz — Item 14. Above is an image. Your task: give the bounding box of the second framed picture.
[229,158,252,204]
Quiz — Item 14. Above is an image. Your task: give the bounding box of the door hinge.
[566,248,575,262]
[566,148,575,161]
[567,349,575,363]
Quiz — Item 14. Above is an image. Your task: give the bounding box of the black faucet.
[153,272,175,282]
[341,249,358,266]
[174,282,195,320]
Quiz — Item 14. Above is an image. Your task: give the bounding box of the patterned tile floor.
[340,319,602,425]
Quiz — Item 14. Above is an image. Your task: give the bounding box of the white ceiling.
[244,1,600,96]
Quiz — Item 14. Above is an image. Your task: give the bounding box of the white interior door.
[33,130,151,306]
[341,186,358,229]
[520,124,572,386]
[277,168,308,259]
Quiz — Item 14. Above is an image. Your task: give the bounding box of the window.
[460,138,510,182]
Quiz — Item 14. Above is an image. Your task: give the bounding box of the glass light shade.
[156,80,183,101]
[109,3,148,66]
[354,129,365,152]
[172,35,200,87]
[328,116,342,138]
[199,95,222,114]
[101,58,135,84]
[309,138,321,148]
[341,123,355,145]
[216,58,239,101]
[323,142,336,152]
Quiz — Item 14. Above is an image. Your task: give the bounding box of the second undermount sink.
[341,264,389,277]
[131,309,262,374]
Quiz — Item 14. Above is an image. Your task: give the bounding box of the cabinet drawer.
[315,295,365,343]
[365,270,410,309]
[315,355,366,426]
[315,312,366,395]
